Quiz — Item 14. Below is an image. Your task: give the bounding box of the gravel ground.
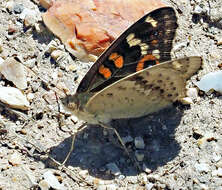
[0,0,222,189]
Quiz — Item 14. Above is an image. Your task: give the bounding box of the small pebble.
[199,184,208,190]
[143,163,152,174]
[196,71,222,94]
[27,93,35,101]
[43,170,66,190]
[70,115,78,123]
[0,57,27,89]
[39,180,50,190]
[5,1,14,12]
[51,50,64,61]
[195,163,210,173]
[13,4,24,14]
[180,97,193,105]
[39,0,52,9]
[216,160,222,168]
[118,175,125,180]
[217,37,222,46]
[0,57,4,64]
[122,135,133,144]
[134,136,145,149]
[8,152,22,166]
[126,176,138,184]
[68,65,76,72]
[193,5,204,15]
[145,183,154,190]
[193,178,199,184]
[97,185,106,190]
[157,183,166,189]
[135,151,144,162]
[106,184,117,190]
[19,129,27,135]
[187,88,199,99]
[0,87,29,110]
[24,14,36,27]
[197,132,216,148]
[8,24,17,34]
[79,170,88,178]
[147,174,160,181]
[103,129,108,136]
[34,23,42,32]
[216,168,222,177]
[138,173,147,184]
[212,153,221,162]
[47,40,58,53]
[106,163,121,176]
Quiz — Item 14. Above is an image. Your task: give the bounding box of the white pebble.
[143,163,152,174]
[180,97,193,105]
[196,71,222,94]
[135,151,144,162]
[27,93,35,101]
[0,87,29,110]
[122,135,133,144]
[187,88,199,99]
[0,57,27,89]
[39,180,50,190]
[106,184,117,190]
[217,168,222,177]
[134,136,145,149]
[43,170,66,190]
[195,163,210,173]
[145,183,154,190]
[8,152,22,166]
[51,50,64,61]
[106,163,121,176]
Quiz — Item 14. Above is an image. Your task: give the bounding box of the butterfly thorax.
[61,92,109,124]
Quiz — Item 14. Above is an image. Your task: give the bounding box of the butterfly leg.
[99,122,141,171]
[62,122,88,165]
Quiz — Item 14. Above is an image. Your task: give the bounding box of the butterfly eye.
[61,95,79,110]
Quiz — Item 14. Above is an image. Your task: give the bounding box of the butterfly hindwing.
[85,57,202,120]
[77,7,178,93]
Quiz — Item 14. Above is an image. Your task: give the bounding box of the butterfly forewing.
[85,57,202,120]
[77,7,178,93]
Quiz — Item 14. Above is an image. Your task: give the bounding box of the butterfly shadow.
[50,105,184,179]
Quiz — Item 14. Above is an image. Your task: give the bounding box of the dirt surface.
[0,0,222,189]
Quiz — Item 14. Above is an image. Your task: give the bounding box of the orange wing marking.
[109,52,124,68]
[99,65,112,79]
[136,54,159,72]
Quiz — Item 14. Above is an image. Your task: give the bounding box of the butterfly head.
[61,92,92,112]
[61,92,100,124]
[61,94,80,112]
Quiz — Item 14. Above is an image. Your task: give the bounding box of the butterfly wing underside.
[85,57,202,120]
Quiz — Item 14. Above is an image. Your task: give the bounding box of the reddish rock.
[42,0,166,61]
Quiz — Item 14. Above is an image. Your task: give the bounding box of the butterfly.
[61,7,202,125]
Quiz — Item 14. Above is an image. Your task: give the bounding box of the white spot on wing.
[126,33,135,42]
[128,38,141,47]
[152,49,160,59]
[145,16,158,27]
